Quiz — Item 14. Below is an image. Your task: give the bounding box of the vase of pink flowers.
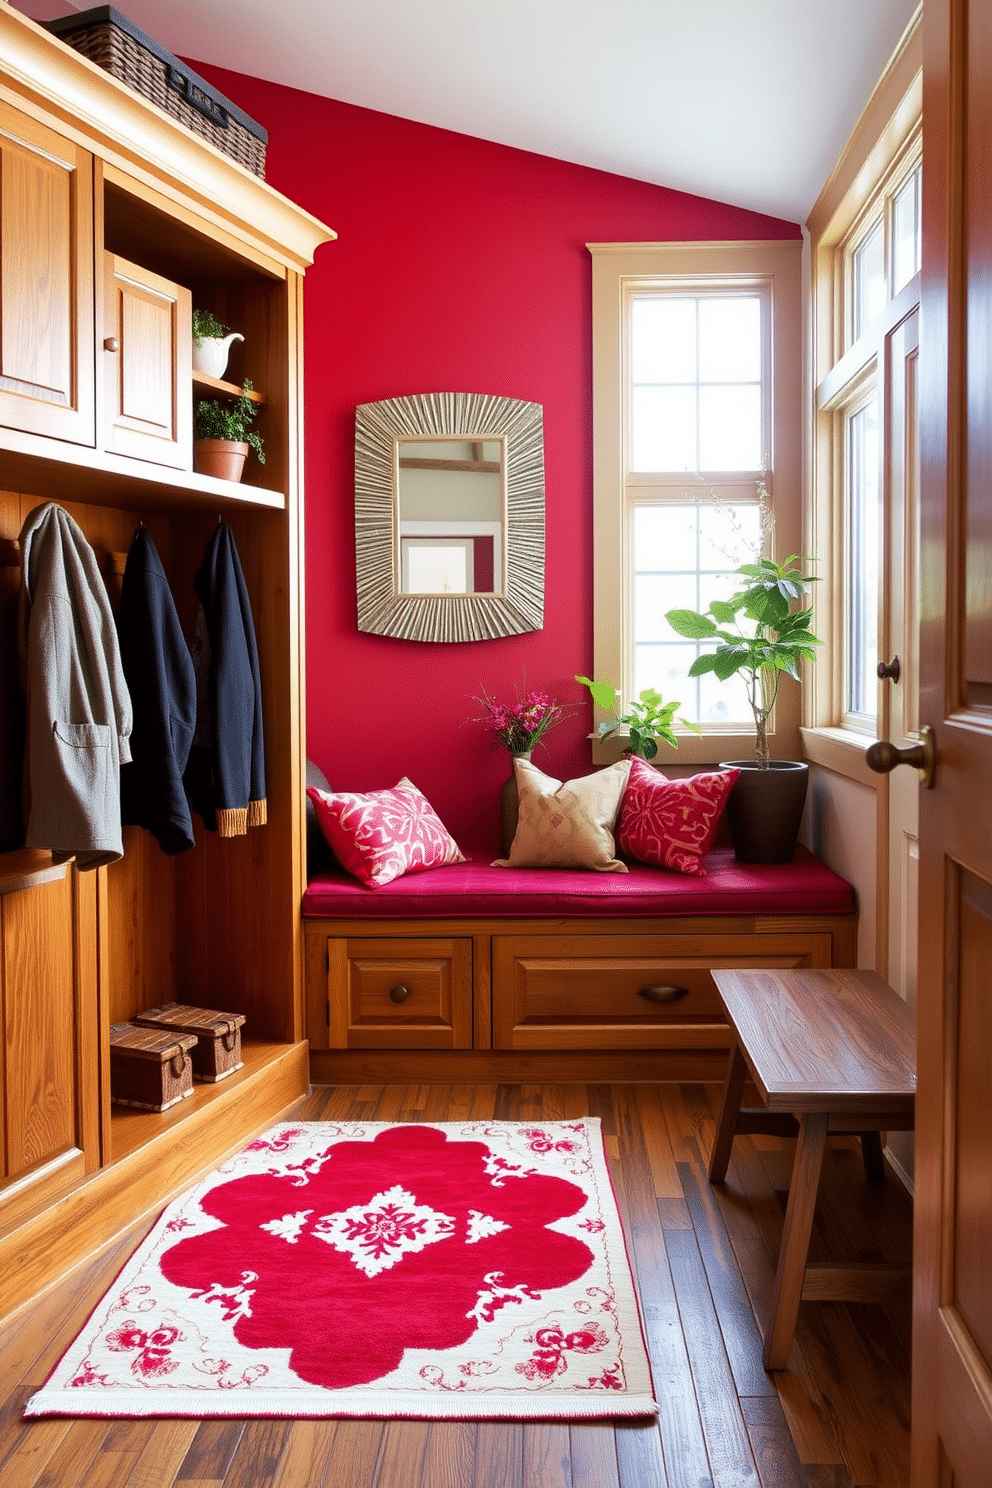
[470,685,567,853]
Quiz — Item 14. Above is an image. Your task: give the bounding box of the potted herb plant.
[575,677,700,759]
[664,554,821,863]
[191,308,244,380]
[193,380,265,483]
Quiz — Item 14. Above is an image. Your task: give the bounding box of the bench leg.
[763,1109,829,1371]
[708,1042,748,1183]
[859,1130,886,1182]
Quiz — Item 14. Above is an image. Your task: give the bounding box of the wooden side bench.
[707,967,916,1370]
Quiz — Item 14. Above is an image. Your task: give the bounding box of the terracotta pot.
[499,750,532,856]
[194,439,248,482]
[718,759,809,864]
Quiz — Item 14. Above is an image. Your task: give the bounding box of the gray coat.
[18,503,133,870]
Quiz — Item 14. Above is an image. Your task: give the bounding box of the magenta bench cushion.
[301,845,855,920]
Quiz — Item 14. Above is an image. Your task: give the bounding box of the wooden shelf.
[0,850,68,897]
[193,370,267,404]
[1,431,285,513]
[109,1038,300,1164]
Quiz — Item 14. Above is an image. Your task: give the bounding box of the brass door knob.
[103,336,120,352]
[865,723,936,788]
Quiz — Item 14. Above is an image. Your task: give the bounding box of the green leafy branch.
[576,676,701,760]
[665,554,821,765]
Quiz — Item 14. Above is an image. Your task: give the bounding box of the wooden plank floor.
[0,1082,913,1488]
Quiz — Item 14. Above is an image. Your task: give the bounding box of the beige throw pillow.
[494,757,632,872]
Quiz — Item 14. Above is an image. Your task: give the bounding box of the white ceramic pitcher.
[192,331,244,379]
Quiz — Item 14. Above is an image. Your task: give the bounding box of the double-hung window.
[588,241,803,763]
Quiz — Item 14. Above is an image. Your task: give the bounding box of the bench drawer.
[493,932,837,1050]
[321,937,473,1049]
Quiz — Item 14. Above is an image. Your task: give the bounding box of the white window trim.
[587,239,803,766]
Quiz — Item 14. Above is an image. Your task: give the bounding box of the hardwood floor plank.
[373,1420,430,1488]
[628,1085,683,1200]
[316,1420,384,1487]
[32,1420,109,1488]
[118,1419,199,1488]
[471,1422,522,1488]
[0,1419,73,1488]
[677,1160,778,1399]
[269,1421,339,1488]
[740,1397,810,1488]
[420,1419,475,1487]
[641,1300,714,1488]
[175,1422,245,1482]
[521,1422,572,1487]
[614,1418,668,1488]
[663,1226,759,1487]
[567,1422,620,1488]
[220,1421,292,1488]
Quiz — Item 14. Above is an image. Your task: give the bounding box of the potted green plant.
[575,677,701,759]
[192,308,243,379]
[193,380,265,483]
[664,554,821,862]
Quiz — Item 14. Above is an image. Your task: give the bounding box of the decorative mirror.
[355,392,545,642]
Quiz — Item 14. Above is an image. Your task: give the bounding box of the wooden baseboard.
[0,1040,309,1321]
[309,1047,730,1085]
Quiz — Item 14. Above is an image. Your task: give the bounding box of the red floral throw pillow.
[616,757,740,876]
[306,777,466,888]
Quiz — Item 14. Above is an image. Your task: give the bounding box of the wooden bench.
[302,849,859,1083]
[707,967,916,1369]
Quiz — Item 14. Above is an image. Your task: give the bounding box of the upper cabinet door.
[0,103,95,446]
[103,253,192,469]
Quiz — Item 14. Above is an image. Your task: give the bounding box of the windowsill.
[800,726,878,786]
[590,729,767,770]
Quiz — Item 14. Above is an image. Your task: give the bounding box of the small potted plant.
[191,308,244,380]
[469,684,569,854]
[575,677,700,759]
[664,554,821,862]
[193,380,266,483]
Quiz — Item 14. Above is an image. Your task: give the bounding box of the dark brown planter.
[719,760,809,864]
[193,439,248,482]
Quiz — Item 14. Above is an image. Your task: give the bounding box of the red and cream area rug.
[26,1120,656,1420]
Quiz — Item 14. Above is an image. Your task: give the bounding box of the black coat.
[184,522,267,837]
[118,526,197,855]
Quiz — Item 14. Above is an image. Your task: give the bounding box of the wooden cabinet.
[0,854,101,1232]
[0,6,334,1319]
[103,254,192,467]
[0,101,95,446]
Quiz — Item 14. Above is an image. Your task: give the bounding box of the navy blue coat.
[117,525,197,855]
[184,522,267,837]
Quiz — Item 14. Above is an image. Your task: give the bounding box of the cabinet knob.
[638,983,689,1004]
[389,984,410,1004]
[103,337,120,352]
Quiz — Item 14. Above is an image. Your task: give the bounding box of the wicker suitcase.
[43,7,268,177]
[109,1022,197,1110]
[134,1002,245,1082]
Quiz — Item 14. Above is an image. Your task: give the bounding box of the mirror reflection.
[397,438,505,595]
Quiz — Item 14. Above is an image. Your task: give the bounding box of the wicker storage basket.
[44,7,267,177]
[134,1002,246,1082]
[109,1022,198,1111]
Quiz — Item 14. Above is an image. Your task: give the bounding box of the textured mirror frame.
[355,392,545,642]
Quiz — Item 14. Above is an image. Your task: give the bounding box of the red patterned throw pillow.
[307,778,466,888]
[616,756,740,876]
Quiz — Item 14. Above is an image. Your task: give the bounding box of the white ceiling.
[14,0,919,222]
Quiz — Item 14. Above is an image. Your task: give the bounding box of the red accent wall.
[193,63,800,851]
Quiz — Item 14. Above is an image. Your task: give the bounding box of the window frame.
[588,239,803,766]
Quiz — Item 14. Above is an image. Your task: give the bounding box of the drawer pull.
[389,984,411,1004]
[638,983,689,1004]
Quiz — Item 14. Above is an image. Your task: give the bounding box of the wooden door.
[103,254,191,468]
[914,1,992,1480]
[0,102,94,445]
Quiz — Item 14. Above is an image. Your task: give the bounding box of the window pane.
[846,400,879,717]
[893,164,922,295]
[630,500,762,725]
[631,297,696,382]
[853,218,886,337]
[631,385,696,471]
[699,384,763,471]
[698,297,761,382]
